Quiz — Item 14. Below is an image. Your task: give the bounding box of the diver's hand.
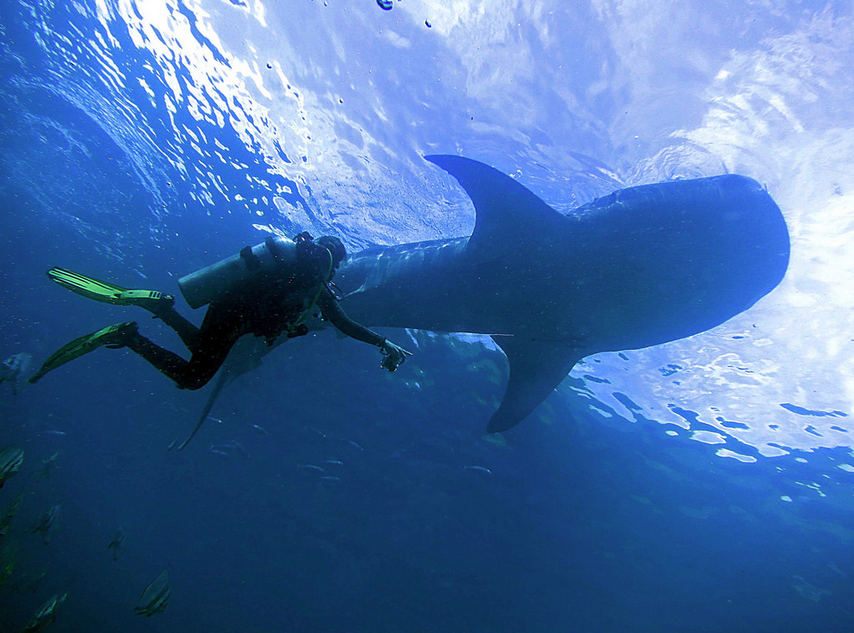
[379,339,412,372]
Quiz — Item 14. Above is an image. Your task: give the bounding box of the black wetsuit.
[124,242,385,390]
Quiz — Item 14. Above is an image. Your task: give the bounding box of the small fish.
[464,465,493,475]
[252,424,268,434]
[24,592,67,631]
[107,528,126,562]
[0,492,24,541]
[324,460,343,466]
[1,353,33,395]
[206,416,223,424]
[0,445,24,488]
[230,440,250,459]
[307,427,327,438]
[319,476,341,482]
[31,505,61,545]
[346,440,364,451]
[0,540,17,588]
[134,570,170,617]
[209,449,231,459]
[36,453,59,482]
[297,464,324,472]
[39,430,67,437]
[209,441,251,458]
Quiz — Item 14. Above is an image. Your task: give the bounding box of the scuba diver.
[29,233,411,387]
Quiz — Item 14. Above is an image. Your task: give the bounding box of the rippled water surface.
[1,1,853,631]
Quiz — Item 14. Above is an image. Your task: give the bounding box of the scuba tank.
[178,236,297,309]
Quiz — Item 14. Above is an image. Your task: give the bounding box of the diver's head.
[316,235,347,269]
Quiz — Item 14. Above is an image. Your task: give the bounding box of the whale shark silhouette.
[184,155,789,442]
[335,155,790,432]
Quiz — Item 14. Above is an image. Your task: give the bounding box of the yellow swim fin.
[29,322,138,384]
[47,267,173,309]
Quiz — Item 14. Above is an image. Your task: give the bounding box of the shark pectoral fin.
[175,336,281,451]
[487,335,582,433]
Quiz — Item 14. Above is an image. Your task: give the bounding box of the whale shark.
[334,155,790,432]
[184,155,789,442]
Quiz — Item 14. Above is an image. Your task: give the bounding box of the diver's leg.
[124,328,237,391]
[126,303,245,390]
[149,305,202,352]
[123,333,192,385]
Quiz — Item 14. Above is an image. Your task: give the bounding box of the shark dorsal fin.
[425,155,569,259]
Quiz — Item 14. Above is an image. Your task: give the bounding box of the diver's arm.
[317,290,412,371]
[317,289,385,346]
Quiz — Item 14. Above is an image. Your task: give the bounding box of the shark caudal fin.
[426,154,584,432]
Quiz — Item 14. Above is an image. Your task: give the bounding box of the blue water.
[2,0,854,631]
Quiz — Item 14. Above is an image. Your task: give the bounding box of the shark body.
[185,155,789,441]
[334,155,790,432]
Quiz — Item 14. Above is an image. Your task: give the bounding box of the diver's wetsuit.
[123,242,386,390]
